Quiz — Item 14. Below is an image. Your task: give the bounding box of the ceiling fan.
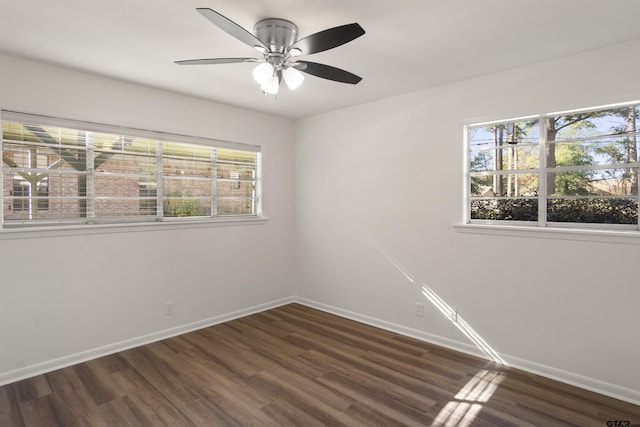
[175,8,365,95]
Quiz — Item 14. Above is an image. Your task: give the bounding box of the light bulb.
[252,63,274,85]
[283,67,304,90]
[260,75,280,95]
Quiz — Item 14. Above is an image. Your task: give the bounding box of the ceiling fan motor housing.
[254,18,298,54]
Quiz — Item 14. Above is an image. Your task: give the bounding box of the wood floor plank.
[43,368,99,423]
[292,332,457,404]
[238,349,354,411]
[18,395,68,427]
[179,371,281,427]
[344,400,417,427]
[108,395,167,427]
[0,386,24,427]
[110,369,195,426]
[302,348,439,413]
[11,375,52,403]
[180,331,262,379]
[244,370,367,427]
[316,370,433,426]
[277,305,429,360]
[1,303,639,426]
[261,399,331,427]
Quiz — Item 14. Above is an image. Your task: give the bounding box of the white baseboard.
[3,295,638,407]
[293,297,640,406]
[0,297,294,387]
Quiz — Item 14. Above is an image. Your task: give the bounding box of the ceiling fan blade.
[295,61,362,84]
[175,58,257,65]
[290,23,365,55]
[196,8,267,51]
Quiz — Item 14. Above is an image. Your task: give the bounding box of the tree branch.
[1,153,31,181]
[554,113,598,132]
[23,124,86,171]
[94,136,134,168]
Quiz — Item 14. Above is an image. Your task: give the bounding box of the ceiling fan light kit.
[175,8,365,96]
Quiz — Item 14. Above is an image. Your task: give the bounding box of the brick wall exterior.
[3,155,256,221]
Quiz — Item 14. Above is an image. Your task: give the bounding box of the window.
[13,176,49,212]
[1,111,261,228]
[466,101,639,229]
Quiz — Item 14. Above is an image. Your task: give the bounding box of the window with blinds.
[1,111,261,228]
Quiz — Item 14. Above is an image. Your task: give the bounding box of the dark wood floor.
[1,303,638,426]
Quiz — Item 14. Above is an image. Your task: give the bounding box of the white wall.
[2,37,640,405]
[294,39,640,404]
[0,54,295,382]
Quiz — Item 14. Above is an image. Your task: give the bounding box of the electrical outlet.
[165,301,174,315]
[415,302,424,317]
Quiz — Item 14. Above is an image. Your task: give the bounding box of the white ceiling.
[2,0,640,119]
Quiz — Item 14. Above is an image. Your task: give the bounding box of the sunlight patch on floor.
[433,369,505,426]
[433,402,484,427]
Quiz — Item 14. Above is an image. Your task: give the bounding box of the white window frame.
[1,110,264,236]
[459,101,640,243]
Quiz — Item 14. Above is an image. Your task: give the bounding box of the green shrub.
[547,198,637,224]
[164,192,205,217]
[471,199,538,221]
[471,198,638,224]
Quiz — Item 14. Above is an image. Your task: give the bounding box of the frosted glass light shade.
[252,63,274,85]
[260,75,280,94]
[283,67,304,90]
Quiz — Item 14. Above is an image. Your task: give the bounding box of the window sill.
[454,223,640,245]
[0,216,268,240]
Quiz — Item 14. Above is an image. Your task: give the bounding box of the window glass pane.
[216,148,257,216]
[552,106,638,142]
[161,142,212,196]
[92,134,157,219]
[217,148,257,163]
[470,199,538,221]
[470,175,494,196]
[217,163,255,180]
[94,134,157,174]
[2,121,89,223]
[469,149,496,172]
[470,174,538,197]
[163,141,211,162]
[549,137,639,168]
[217,198,256,216]
[163,157,211,178]
[164,194,212,217]
[470,145,539,172]
[548,168,638,197]
[469,120,539,147]
[162,178,212,197]
[160,141,213,218]
[94,199,157,218]
[3,184,86,223]
[94,175,157,219]
[139,180,157,216]
[547,198,638,224]
[468,120,539,185]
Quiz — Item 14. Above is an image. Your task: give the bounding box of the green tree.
[594,106,638,195]
[554,142,593,195]
[545,113,599,195]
